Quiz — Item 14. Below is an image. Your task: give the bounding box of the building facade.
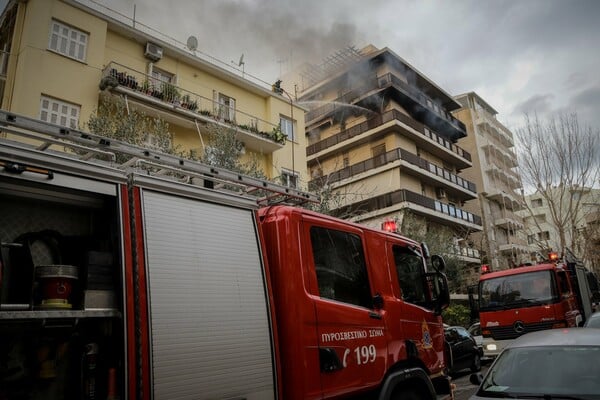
[0,0,307,185]
[296,46,482,271]
[519,187,600,271]
[453,92,528,271]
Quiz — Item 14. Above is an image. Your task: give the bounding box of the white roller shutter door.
[141,190,275,400]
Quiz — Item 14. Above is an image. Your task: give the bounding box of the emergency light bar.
[382,220,398,233]
[481,264,491,274]
[549,252,559,262]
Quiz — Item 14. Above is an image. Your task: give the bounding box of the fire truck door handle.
[369,311,382,320]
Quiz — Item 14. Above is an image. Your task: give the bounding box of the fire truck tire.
[470,352,481,372]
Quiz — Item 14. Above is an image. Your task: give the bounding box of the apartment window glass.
[280,116,294,141]
[216,93,235,122]
[151,67,174,84]
[281,169,298,189]
[393,245,426,305]
[310,226,371,308]
[531,198,543,208]
[538,231,550,240]
[48,20,88,62]
[343,152,350,168]
[528,234,535,244]
[39,95,80,129]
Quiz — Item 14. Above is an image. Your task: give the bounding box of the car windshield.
[479,270,558,310]
[479,345,600,399]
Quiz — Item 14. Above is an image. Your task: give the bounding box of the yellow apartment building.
[296,46,482,273]
[0,0,307,186]
[453,92,529,271]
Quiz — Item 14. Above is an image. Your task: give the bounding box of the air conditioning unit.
[435,187,447,199]
[144,42,163,62]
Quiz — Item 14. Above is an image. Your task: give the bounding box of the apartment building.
[453,92,528,271]
[519,187,600,270]
[0,0,307,185]
[297,46,482,266]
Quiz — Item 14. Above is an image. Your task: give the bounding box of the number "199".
[354,345,376,365]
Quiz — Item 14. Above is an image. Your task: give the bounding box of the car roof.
[506,328,600,349]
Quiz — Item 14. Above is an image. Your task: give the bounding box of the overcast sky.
[3,0,600,133]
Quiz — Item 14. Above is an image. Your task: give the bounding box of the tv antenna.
[186,35,198,52]
[231,53,245,78]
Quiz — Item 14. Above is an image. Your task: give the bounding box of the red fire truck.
[0,111,453,399]
[475,253,597,359]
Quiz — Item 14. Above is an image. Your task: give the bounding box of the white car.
[469,329,600,399]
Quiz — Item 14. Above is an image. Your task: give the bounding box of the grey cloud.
[514,94,555,115]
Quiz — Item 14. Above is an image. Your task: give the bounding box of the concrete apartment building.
[519,187,600,271]
[0,0,307,185]
[453,92,528,271]
[297,46,482,266]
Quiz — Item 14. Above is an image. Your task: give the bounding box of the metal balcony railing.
[332,188,482,227]
[306,108,471,162]
[309,146,476,193]
[451,245,481,259]
[101,62,285,146]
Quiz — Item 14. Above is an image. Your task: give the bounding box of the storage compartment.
[0,175,124,400]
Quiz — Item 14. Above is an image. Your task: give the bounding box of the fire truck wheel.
[470,352,481,372]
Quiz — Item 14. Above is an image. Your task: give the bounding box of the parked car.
[583,311,600,328]
[469,329,600,399]
[444,325,482,375]
[468,321,483,348]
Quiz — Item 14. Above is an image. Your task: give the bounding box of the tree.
[86,95,184,165]
[399,212,470,293]
[201,124,266,179]
[516,113,600,259]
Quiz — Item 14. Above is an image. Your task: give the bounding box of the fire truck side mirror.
[431,254,446,272]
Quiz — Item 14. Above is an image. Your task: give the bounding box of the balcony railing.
[306,72,466,138]
[306,108,471,162]
[101,62,286,148]
[309,146,476,193]
[451,245,481,260]
[475,111,514,147]
[333,188,482,227]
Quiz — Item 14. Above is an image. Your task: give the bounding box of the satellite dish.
[238,53,244,66]
[186,36,198,51]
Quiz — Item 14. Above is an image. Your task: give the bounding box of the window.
[372,143,386,167]
[151,67,174,84]
[280,116,294,141]
[535,214,546,223]
[393,245,426,305]
[213,92,235,122]
[531,198,543,208]
[538,231,550,240]
[48,20,88,62]
[310,226,371,308]
[342,152,350,168]
[527,234,536,244]
[39,95,80,129]
[281,169,298,189]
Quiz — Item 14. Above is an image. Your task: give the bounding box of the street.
[452,366,489,400]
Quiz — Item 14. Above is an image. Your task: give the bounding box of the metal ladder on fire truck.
[0,110,319,206]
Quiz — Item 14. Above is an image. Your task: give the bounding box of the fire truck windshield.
[479,270,559,311]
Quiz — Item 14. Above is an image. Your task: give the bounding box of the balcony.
[486,189,523,211]
[450,245,481,263]
[309,147,477,200]
[498,243,530,254]
[494,214,525,230]
[481,142,518,169]
[334,189,482,231]
[305,72,467,140]
[101,62,285,153]
[474,111,514,148]
[307,108,472,168]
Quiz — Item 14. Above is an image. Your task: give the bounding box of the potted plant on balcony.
[140,79,153,95]
[99,74,118,91]
[269,125,287,144]
[160,82,180,105]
